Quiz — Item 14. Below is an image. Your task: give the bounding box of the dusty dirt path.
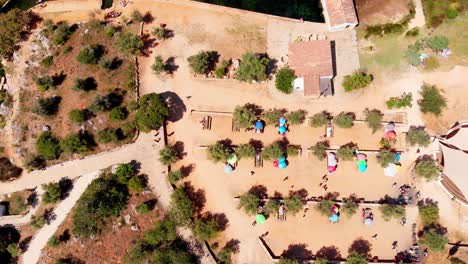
[408,0,426,29]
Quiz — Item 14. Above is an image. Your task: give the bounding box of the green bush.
[42,182,62,204]
[214,59,230,78]
[261,109,283,125]
[233,104,257,128]
[25,155,46,171]
[450,257,466,264]
[334,112,354,128]
[134,93,169,132]
[30,214,46,229]
[187,51,217,75]
[419,227,448,251]
[72,177,129,237]
[264,199,280,216]
[115,163,135,184]
[144,219,177,245]
[424,56,440,71]
[419,83,447,115]
[168,169,183,185]
[52,22,72,46]
[89,94,112,113]
[316,199,334,216]
[342,196,359,217]
[336,144,356,161]
[310,141,329,161]
[109,106,128,121]
[135,202,150,214]
[376,149,396,167]
[414,158,439,180]
[238,192,260,215]
[34,75,55,92]
[386,92,412,109]
[99,57,120,71]
[73,77,96,92]
[131,9,143,22]
[68,109,87,124]
[287,145,300,157]
[151,55,166,74]
[262,142,284,161]
[418,199,439,225]
[60,132,93,154]
[309,111,330,127]
[379,204,406,221]
[159,145,178,165]
[36,131,61,160]
[63,46,73,54]
[168,186,195,226]
[405,44,421,66]
[0,9,32,58]
[76,44,104,65]
[426,35,449,52]
[40,55,54,68]
[364,109,382,133]
[207,142,231,163]
[105,25,117,37]
[151,27,167,40]
[116,32,144,55]
[283,194,303,215]
[6,243,19,258]
[235,143,256,159]
[128,176,146,192]
[342,72,373,92]
[236,52,270,82]
[275,67,296,94]
[97,128,119,143]
[405,27,419,37]
[217,247,233,264]
[346,252,367,264]
[286,110,306,125]
[193,218,220,240]
[407,127,431,146]
[446,7,458,19]
[48,236,60,247]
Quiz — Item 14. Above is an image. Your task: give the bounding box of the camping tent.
[384,163,400,177]
[224,164,233,173]
[255,120,264,131]
[256,214,266,224]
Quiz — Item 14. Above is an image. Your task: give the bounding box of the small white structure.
[321,0,359,32]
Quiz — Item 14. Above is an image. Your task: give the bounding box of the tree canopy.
[134,93,169,132]
[418,84,447,115]
[236,53,270,82]
[233,104,257,128]
[36,131,61,160]
[275,67,296,94]
[115,32,144,55]
[0,9,32,58]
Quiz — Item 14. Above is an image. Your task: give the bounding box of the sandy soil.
[355,0,412,25]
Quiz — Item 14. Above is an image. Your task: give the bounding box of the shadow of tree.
[165,57,179,74]
[160,91,187,122]
[315,245,342,261]
[348,238,372,258]
[201,212,229,231]
[184,182,206,216]
[249,185,268,198]
[180,164,195,177]
[224,239,240,253]
[281,243,313,260]
[140,33,157,57]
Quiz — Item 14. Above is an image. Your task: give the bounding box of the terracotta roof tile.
[322,0,358,27]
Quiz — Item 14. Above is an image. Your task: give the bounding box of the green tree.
[405,44,421,66]
[115,32,144,55]
[128,176,146,192]
[310,141,329,161]
[151,55,166,74]
[42,182,62,204]
[238,192,260,215]
[414,158,439,180]
[407,127,431,146]
[97,127,119,143]
[52,22,72,46]
[152,247,195,264]
[72,77,96,92]
[131,9,143,22]
[376,149,396,167]
[25,155,46,171]
[364,109,382,133]
[217,247,233,264]
[386,92,412,109]
[233,104,257,128]
[193,218,220,241]
[283,194,303,215]
[89,94,112,113]
[336,144,356,161]
[235,143,256,159]
[168,169,183,185]
[34,75,55,92]
[236,52,270,82]
[309,111,330,127]
[379,204,406,221]
[0,9,32,58]
[76,44,104,65]
[286,110,306,125]
[109,106,128,121]
[134,93,169,132]
[426,36,449,52]
[214,59,230,78]
[278,259,300,264]
[115,163,135,184]
[151,27,167,40]
[159,145,178,165]
[30,214,46,229]
[261,109,283,125]
[342,72,373,92]
[346,252,367,264]
[136,202,150,214]
[206,142,231,163]
[187,51,217,75]
[168,186,195,226]
[36,131,61,160]
[6,243,19,257]
[60,132,93,154]
[40,55,54,68]
[47,235,60,247]
[68,109,86,124]
[418,199,439,225]
[144,219,177,245]
[419,227,448,251]
[334,112,354,128]
[33,96,61,116]
[316,199,334,216]
[342,196,359,217]
[418,84,447,115]
[275,67,296,94]
[262,142,284,160]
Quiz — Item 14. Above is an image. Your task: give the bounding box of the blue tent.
[278,156,286,163]
[278,161,287,169]
[255,120,264,130]
[224,164,233,173]
[279,117,287,126]
[329,214,339,223]
[278,126,287,134]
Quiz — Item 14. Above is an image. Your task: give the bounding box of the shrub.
[342,72,373,92]
[405,27,419,37]
[134,93,169,132]
[233,104,257,128]
[72,77,96,92]
[105,25,117,37]
[346,252,367,264]
[0,157,23,181]
[310,141,329,161]
[48,235,60,247]
[207,142,231,163]
[151,55,166,74]
[25,155,46,171]
[275,67,296,94]
[419,226,448,251]
[144,219,177,245]
[336,144,356,161]
[316,199,334,216]
[109,106,128,121]
[135,202,150,214]
[386,92,412,109]
[283,194,303,215]
[131,9,143,22]
[89,94,112,113]
[424,56,440,71]
[287,145,300,157]
[115,32,144,55]
[218,247,233,264]
[236,52,270,82]
[42,182,62,204]
[450,258,466,264]
[76,44,104,65]
[446,7,458,19]
[60,132,93,154]
[68,109,87,124]
[286,110,307,125]
[187,51,217,75]
[0,9,32,58]
[63,46,73,54]
[6,243,19,258]
[168,186,195,226]
[334,112,354,128]
[99,57,120,71]
[342,196,359,217]
[309,111,330,127]
[72,177,129,237]
[128,176,146,192]
[115,163,135,184]
[168,169,183,185]
[364,109,382,133]
[418,83,447,116]
[97,127,119,143]
[235,143,256,159]
[261,109,283,125]
[262,142,284,160]
[379,204,406,221]
[34,75,55,92]
[214,59,230,78]
[238,192,260,215]
[278,259,300,264]
[407,127,431,146]
[376,149,396,167]
[418,199,439,225]
[264,199,280,216]
[30,214,46,229]
[159,145,178,165]
[426,36,449,52]
[40,55,54,68]
[193,218,220,240]
[405,44,421,66]
[36,131,61,160]
[414,158,439,180]
[52,22,72,46]
[151,27,167,40]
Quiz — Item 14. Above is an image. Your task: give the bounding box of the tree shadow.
[59,229,71,242]
[180,164,195,177]
[248,139,263,150]
[140,33,157,57]
[281,243,313,260]
[315,245,342,261]
[289,188,308,199]
[165,57,179,74]
[184,182,206,215]
[348,238,372,258]
[19,235,32,252]
[142,12,154,24]
[144,199,158,210]
[448,240,462,258]
[58,177,73,199]
[224,239,240,253]
[160,91,187,122]
[245,103,263,117]
[107,91,123,108]
[324,192,340,200]
[267,57,278,76]
[129,160,142,172]
[249,185,268,198]
[201,212,229,231]
[273,191,283,199]
[27,191,38,207]
[52,72,67,86]
[173,141,186,159]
